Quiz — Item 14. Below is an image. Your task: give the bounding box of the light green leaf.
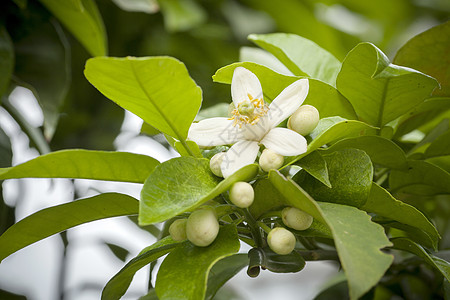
[101,237,180,300]
[112,0,159,14]
[425,129,450,158]
[158,0,206,32]
[195,103,230,121]
[295,151,331,188]
[336,42,437,127]
[0,26,14,99]
[174,140,202,157]
[0,193,138,262]
[155,224,240,300]
[213,62,356,120]
[84,56,202,154]
[0,149,159,183]
[269,171,393,300]
[140,122,161,136]
[39,0,107,56]
[325,135,408,170]
[362,183,440,249]
[394,21,450,97]
[140,157,258,225]
[248,33,341,86]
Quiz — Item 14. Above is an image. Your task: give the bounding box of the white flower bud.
[282,207,313,231]
[267,227,296,255]
[169,219,187,241]
[186,208,219,247]
[229,182,254,208]
[210,152,225,177]
[259,149,284,172]
[288,105,320,136]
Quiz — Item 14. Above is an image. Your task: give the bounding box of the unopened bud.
[169,219,187,241]
[267,227,296,255]
[210,152,225,177]
[282,207,313,231]
[288,105,320,136]
[259,149,284,172]
[229,182,254,208]
[186,208,219,247]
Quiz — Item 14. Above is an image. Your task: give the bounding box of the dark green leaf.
[105,242,129,262]
[158,0,206,32]
[155,225,240,300]
[249,178,285,219]
[0,127,12,168]
[0,149,159,183]
[247,247,305,277]
[0,193,139,262]
[0,289,26,300]
[0,26,14,99]
[295,151,331,188]
[425,129,450,158]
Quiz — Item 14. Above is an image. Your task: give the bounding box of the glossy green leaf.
[390,160,450,195]
[0,193,138,262]
[140,157,258,225]
[362,183,440,249]
[0,149,159,183]
[247,247,305,277]
[101,237,180,300]
[269,171,393,300]
[295,151,331,188]
[248,33,341,86]
[425,130,450,158]
[39,0,107,56]
[155,224,240,300]
[213,62,356,119]
[112,0,159,13]
[394,21,450,97]
[337,42,437,127]
[325,135,408,170]
[391,237,450,281]
[0,26,13,98]
[294,149,373,208]
[84,56,202,152]
[174,140,202,157]
[158,0,206,32]
[250,178,285,219]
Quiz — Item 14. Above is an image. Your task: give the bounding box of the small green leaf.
[105,243,129,262]
[158,0,206,32]
[294,149,373,208]
[0,26,13,99]
[140,157,258,225]
[248,33,341,86]
[101,237,180,300]
[425,129,450,158]
[84,56,202,149]
[213,62,356,119]
[112,0,159,14]
[269,171,393,300]
[155,224,240,300]
[39,0,107,56]
[0,127,12,168]
[362,183,440,249]
[140,122,161,136]
[0,193,138,262]
[247,247,305,277]
[295,151,331,188]
[0,149,159,183]
[337,43,437,127]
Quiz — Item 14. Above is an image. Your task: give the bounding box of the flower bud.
[267,227,296,255]
[229,182,254,208]
[259,149,284,172]
[169,219,187,241]
[210,152,225,177]
[282,207,313,231]
[288,105,320,136]
[186,208,219,247]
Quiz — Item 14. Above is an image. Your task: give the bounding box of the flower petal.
[231,67,263,106]
[188,117,243,146]
[260,127,307,156]
[266,79,309,128]
[221,140,259,178]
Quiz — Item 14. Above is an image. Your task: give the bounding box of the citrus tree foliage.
[1,1,450,300]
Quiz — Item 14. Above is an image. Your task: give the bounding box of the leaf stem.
[242,209,264,248]
[297,249,339,261]
[257,221,272,234]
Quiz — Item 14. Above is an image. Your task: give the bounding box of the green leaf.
[249,178,285,219]
[336,42,437,127]
[213,62,357,120]
[101,237,180,300]
[84,56,202,151]
[158,0,206,32]
[269,171,393,300]
[295,151,331,188]
[105,242,129,262]
[0,26,14,99]
[140,122,161,136]
[38,0,107,56]
[0,127,12,168]
[389,160,450,195]
[0,149,159,183]
[247,247,305,277]
[112,0,159,14]
[0,193,138,262]
[155,224,240,300]
[425,129,450,158]
[294,149,373,208]
[394,21,450,97]
[391,237,450,281]
[325,135,408,170]
[248,33,341,86]
[362,183,440,249]
[174,140,202,157]
[140,157,258,225]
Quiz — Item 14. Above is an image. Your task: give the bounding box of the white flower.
[188,67,309,177]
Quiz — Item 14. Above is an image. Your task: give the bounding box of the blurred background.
[0,0,449,299]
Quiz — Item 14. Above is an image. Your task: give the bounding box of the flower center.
[229,94,269,128]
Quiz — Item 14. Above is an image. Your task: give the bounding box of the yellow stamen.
[228,93,268,128]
